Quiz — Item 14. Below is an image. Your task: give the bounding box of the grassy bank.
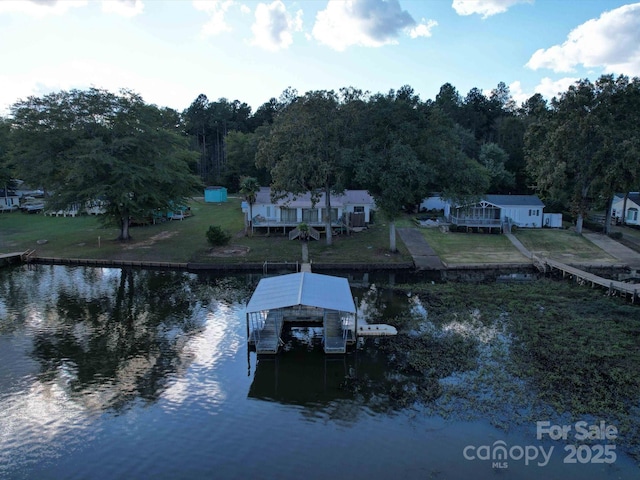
[0,197,411,265]
[1,198,627,266]
[515,228,617,263]
[419,227,528,264]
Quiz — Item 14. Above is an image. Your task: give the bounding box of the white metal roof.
[246,272,356,313]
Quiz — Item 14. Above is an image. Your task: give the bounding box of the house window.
[302,208,318,223]
[321,208,338,222]
[281,208,297,222]
[266,206,271,218]
[628,208,638,222]
[529,209,540,216]
[354,206,365,214]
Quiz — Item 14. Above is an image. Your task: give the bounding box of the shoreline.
[14,255,631,277]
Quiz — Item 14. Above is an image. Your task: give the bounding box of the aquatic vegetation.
[373,279,640,460]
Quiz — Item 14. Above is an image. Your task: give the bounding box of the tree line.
[1,75,639,244]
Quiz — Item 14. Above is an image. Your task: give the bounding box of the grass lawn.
[0,197,412,265]
[514,228,616,263]
[419,227,529,264]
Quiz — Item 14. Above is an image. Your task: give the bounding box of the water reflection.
[0,265,251,474]
[26,268,209,411]
[1,265,639,479]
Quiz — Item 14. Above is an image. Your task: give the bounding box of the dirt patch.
[122,231,178,250]
[208,245,250,257]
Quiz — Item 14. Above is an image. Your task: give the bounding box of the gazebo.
[245,272,357,354]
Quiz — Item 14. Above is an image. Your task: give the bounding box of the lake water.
[0,265,637,480]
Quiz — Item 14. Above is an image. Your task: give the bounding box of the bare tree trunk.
[389,220,397,252]
[119,211,131,241]
[622,193,629,226]
[324,184,333,246]
[575,213,584,235]
[604,196,613,235]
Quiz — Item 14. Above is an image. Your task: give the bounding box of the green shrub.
[206,225,231,246]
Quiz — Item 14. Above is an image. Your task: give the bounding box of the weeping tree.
[10,88,201,241]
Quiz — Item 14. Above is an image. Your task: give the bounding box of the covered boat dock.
[246,272,357,354]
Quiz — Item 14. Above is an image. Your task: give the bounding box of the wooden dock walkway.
[541,257,639,303]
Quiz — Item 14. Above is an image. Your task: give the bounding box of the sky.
[1,0,639,115]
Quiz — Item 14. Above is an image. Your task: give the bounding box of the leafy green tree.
[10,88,201,240]
[183,95,252,185]
[353,88,433,252]
[0,118,14,190]
[434,83,462,123]
[239,176,260,236]
[525,75,640,234]
[222,128,271,191]
[358,142,429,252]
[478,143,515,193]
[256,90,347,246]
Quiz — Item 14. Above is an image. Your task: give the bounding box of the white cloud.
[534,76,579,100]
[526,3,640,76]
[452,0,531,18]
[312,0,418,51]
[0,0,87,17]
[193,0,235,36]
[408,18,438,39]
[250,1,302,52]
[101,0,144,18]
[507,80,528,106]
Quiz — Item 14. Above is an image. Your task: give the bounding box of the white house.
[0,188,20,212]
[611,192,640,226]
[448,194,547,231]
[243,187,376,234]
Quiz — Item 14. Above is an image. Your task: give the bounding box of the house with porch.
[448,194,546,232]
[243,187,376,237]
[611,192,640,226]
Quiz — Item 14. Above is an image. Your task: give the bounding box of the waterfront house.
[448,194,546,232]
[611,192,640,226]
[243,187,376,236]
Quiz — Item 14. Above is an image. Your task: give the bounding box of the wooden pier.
[540,257,639,303]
